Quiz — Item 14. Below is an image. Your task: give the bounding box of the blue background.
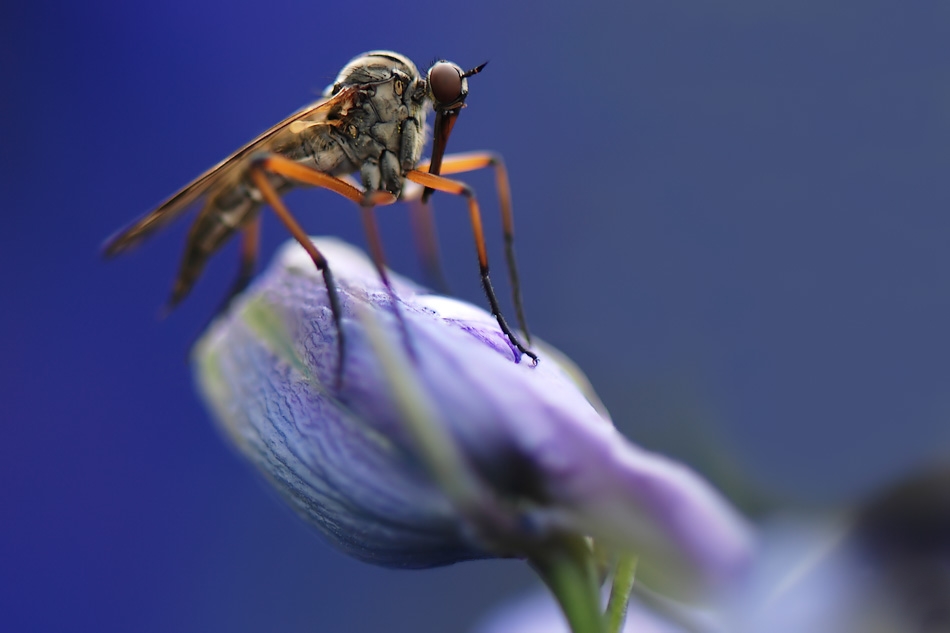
[3,1,949,631]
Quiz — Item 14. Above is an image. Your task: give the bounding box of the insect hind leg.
[207,215,261,319]
[163,199,255,314]
[247,154,398,386]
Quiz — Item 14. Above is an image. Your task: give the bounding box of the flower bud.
[193,238,753,590]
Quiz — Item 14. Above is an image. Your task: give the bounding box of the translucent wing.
[103,86,359,256]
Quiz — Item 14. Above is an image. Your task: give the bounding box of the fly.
[103,50,537,377]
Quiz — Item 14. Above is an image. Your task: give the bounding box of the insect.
[104,50,536,372]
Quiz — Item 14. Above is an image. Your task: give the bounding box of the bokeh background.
[3,1,949,631]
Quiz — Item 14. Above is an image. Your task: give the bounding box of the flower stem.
[605,554,638,633]
[530,536,605,633]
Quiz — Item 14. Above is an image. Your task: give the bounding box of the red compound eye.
[428,62,463,107]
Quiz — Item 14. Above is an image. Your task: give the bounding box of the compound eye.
[429,62,463,107]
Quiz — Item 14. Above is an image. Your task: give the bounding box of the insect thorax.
[319,53,429,196]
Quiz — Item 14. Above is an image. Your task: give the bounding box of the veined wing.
[103,86,359,256]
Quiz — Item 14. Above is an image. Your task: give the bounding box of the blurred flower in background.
[727,464,950,633]
[192,237,754,602]
[854,466,950,632]
[473,463,950,633]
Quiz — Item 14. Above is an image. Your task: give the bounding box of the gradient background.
[3,1,949,631]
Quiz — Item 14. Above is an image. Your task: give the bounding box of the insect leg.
[224,215,261,308]
[248,155,397,385]
[406,169,538,365]
[195,215,261,328]
[405,200,451,294]
[182,217,262,353]
[248,163,350,386]
[359,202,416,360]
[342,169,450,295]
[414,152,530,345]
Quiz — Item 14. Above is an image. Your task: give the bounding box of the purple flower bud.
[193,238,754,590]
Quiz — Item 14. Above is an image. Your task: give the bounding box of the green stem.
[605,555,638,633]
[529,536,605,633]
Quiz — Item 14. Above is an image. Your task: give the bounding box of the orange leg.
[209,215,261,319]
[248,155,398,384]
[257,158,412,359]
[229,215,261,303]
[414,152,531,345]
[407,200,452,294]
[359,203,416,360]
[184,216,261,351]
[406,169,537,365]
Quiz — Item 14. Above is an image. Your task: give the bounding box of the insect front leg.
[405,169,538,365]
[411,152,531,345]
